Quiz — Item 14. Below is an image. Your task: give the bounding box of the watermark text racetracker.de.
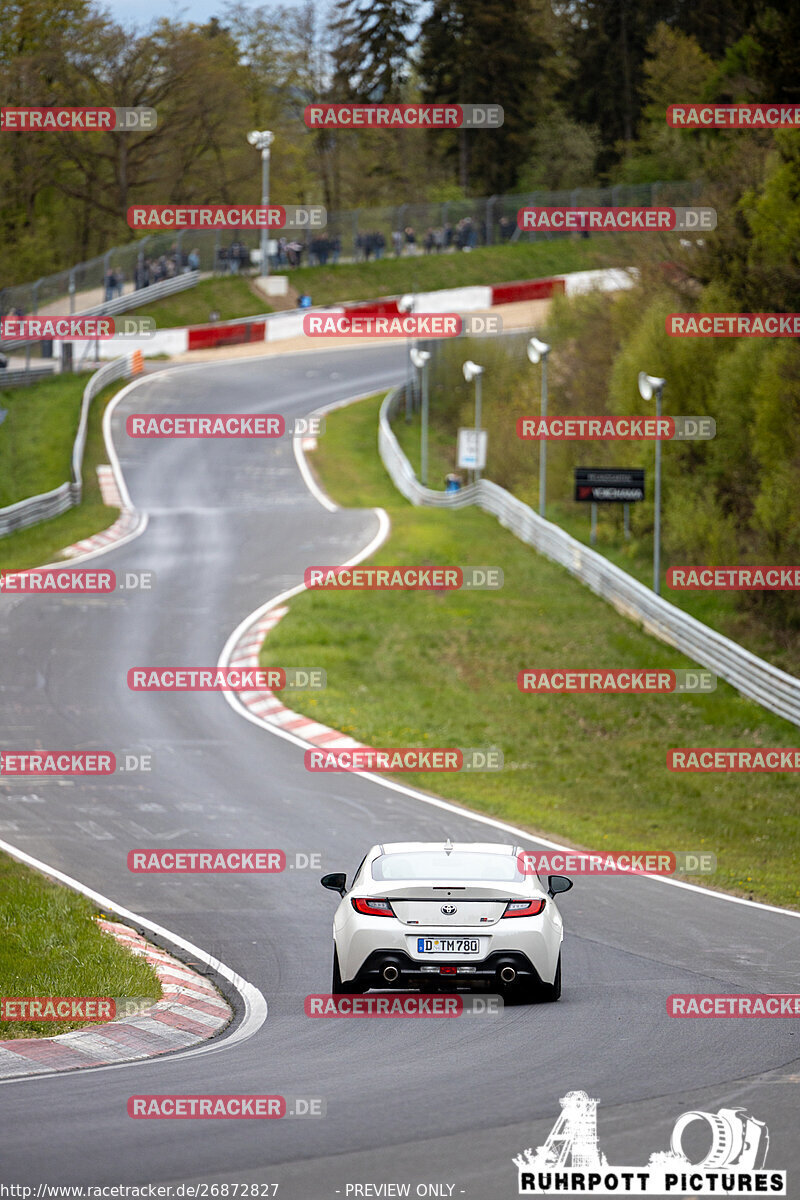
[0,107,156,130]
[0,752,153,777]
[0,570,154,594]
[305,994,503,1016]
[667,313,800,337]
[517,851,716,875]
[124,415,326,438]
[304,747,503,773]
[127,1095,325,1119]
[669,994,800,1017]
[304,103,503,128]
[668,748,800,772]
[518,669,716,694]
[667,103,800,128]
[517,416,715,441]
[668,566,800,590]
[0,316,156,340]
[127,667,325,691]
[302,313,502,338]
[517,207,717,232]
[127,205,325,230]
[304,566,503,590]
[127,849,322,872]
[0,997,116,1021]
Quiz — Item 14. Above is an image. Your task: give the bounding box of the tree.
[330,0,416,101]
[418,0,559,194]
[618,23,715,183]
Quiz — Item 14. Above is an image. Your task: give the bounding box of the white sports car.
[321,840,572,1003]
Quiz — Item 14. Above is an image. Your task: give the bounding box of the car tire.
[510,953,562,1004]
[332,947,346,994]
[537,952,562,1002]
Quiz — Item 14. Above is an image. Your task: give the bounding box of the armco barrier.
[0,352,143,538]
[0,272,200,356]
[0,366,55,389]
[378,387,800,729]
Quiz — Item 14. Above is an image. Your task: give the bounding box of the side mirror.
[548,875,573,898]
[321,872,347,897]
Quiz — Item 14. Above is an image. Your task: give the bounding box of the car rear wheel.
[510,953,561,1004]
[538,952,562,1002]
[332,947,346,994]
[332,946,365,994]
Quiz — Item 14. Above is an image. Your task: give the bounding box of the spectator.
[392,229,403,257]
[112,267,123,298]
[188,248,200,272]
[104,267,115,302]
[424,228,435,255]
[375,231,385,260]
[405,226,416,255]
[332,235,341,265]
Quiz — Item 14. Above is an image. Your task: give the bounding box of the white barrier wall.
[555,268,638,295]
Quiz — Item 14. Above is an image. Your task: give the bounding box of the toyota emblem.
[441,904,457,915]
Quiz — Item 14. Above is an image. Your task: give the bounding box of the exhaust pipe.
[382,964,400,983]
[499,966,516,984]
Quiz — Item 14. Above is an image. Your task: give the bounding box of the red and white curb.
[0,918,232,1078]
[228,607,367,751]
[97,463,123,507]
[57,464,138,559]
[60,507,140,559]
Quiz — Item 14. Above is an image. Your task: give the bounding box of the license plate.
[417,937,480,954]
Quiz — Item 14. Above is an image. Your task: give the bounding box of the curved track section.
[1,345,798,1195]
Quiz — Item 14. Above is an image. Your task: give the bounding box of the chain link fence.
[0,180,701,318]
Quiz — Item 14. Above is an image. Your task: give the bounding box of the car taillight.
[502,898,546,918]
[351,897,394,917]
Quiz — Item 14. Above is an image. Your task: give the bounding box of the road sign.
[457,428,488,470]
[574,467,644,503]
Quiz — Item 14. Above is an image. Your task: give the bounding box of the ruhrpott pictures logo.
[514,1091,784,1194]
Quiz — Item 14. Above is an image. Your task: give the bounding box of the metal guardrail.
[0,271,200,355]
[378,386,800,729]
[0,353,141,539]
[0,367,56,388]
[75,269,200,318]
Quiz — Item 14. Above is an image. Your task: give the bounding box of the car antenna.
[443,838,454,855]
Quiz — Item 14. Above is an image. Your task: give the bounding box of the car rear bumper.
[350,948,545,991]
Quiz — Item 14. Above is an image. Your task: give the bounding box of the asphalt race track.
[1,343,799,1196]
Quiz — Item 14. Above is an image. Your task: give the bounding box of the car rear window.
[372,851,522,882]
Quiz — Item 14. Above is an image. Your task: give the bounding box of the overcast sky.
[102,0,325,32]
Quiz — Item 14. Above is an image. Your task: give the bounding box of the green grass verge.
[0,377,128,572]
[261,393,800,910]
[137,276,272,329]
[287,237,624,306]
[396,404,800,679]
[0,373,94,507]
[0,851,161,1039]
